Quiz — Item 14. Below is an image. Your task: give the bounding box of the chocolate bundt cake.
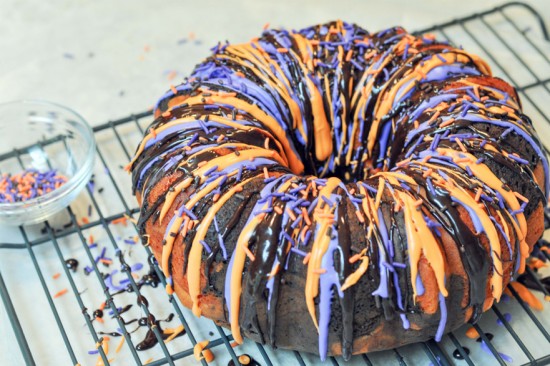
[127,22,549,359]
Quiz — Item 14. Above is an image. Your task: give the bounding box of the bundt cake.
[127,22,549,360]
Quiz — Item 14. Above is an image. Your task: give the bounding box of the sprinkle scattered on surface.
[53,288,68,298]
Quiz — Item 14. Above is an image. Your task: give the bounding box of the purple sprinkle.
[480,341,513,363]
[100,247,107,259]
[290,247,307,257]
[123,238,136,245]
[217,234,228,260]
[321,195,335,208]
[181,206,198,220]
[88,243,98,249]
[501,127,514,138]
[87,181,95,193]
[199,240,212,254]
[507,154,529,165]
[203,165,218,176]
[435,54,447,63]
[131,263,144,272]
[496,312,512,326]
[88,350,99,355]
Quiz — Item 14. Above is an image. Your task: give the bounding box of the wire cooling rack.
[2,2,550,365]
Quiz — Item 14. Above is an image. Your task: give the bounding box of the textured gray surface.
[2,0,550,365]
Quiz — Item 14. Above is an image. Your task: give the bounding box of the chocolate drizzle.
[127,22,548,359]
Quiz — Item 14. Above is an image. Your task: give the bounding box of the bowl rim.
[0,99,96,211]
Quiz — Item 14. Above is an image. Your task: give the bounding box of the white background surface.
[2,0,550,365]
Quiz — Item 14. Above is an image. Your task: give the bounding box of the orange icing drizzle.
[304,177,341,330]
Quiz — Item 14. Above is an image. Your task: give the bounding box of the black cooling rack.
[2,2,550,365]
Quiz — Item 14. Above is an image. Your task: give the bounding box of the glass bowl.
[0,100,95,225]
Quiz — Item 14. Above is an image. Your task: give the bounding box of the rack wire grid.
[2,2,550,365]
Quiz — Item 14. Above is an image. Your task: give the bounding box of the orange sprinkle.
[95,317,104,324]
[54,289,68,298]
[170,85,178,95]
[513,191,529,203]
[439,118,455,128]
[144,358,153,365]
[99,301,106,310]
[349,253,362,264]
[355,210,365,223]
[345,49,353,62]
[465,326,479,339]
[286,208,297,221]
[277,47,289,53]
[413,120,419,129]
[396,158,411,167]
[274,206,283,215]
[502,105,515,114]
[313,268,327,274]
[166,70,177,81]
[454,137,467,152]
[454,157,471,164]
[52,273,61,280]
[234,71,245,78]
[422,168,433,178]
[302,207,312,226]
[504,282,543,311]
[111,216,128,226]
[475,188,482,202]
[81,217,90,225]
[303,252,312,264]
[89,235,94,244]
[100,258,113,265]
[243,245,256,261]
[115,337,125,353]
[189,32,196,40]
[230,341,239,348]
[262,22,270,30]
